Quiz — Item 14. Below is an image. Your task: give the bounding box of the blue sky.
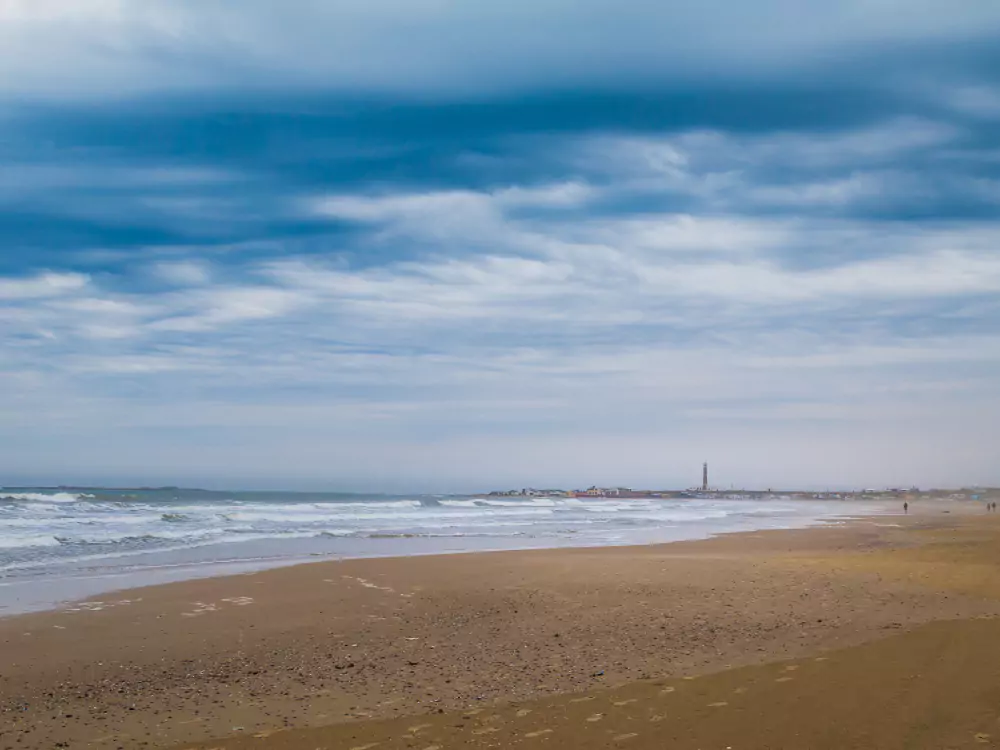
[2,1,1000,491]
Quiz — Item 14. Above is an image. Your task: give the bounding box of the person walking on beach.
[903,502,909,514]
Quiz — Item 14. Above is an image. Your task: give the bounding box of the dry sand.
[3,505,1000,749]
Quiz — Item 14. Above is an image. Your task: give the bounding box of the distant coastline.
[3,484,997,502]
[1,485,187,492]
[488,485,999,501]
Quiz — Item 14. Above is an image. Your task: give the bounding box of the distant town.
[487,487,996,501]
[487,463,998,501]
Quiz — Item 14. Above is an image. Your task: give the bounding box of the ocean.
[0,487,888,615]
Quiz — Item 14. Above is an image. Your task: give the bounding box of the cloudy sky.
[3,1,1000,491]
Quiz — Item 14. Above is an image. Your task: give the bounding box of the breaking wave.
[1,492,91,504]
[0,488,873,581]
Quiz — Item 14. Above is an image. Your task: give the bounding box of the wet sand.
[3,504,1000,749]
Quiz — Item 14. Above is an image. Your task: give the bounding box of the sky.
[2,2,1000,492]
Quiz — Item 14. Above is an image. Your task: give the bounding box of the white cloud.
[151,260,212,286]
[314,181,594,225]
[946,85,1000,119]
[3,1,1000,99]
[148,286,305,332]
[583,119,958,175]
[570,215,794,255]
[537,120,985,224]
[574,120,962,215]
[315,190,498,224]
[638,249,1000,304]
[306,180,1000,316]
[4,325,998,490]
[4,112,1000,487]
[746,172,906,208]
[6,202,999,358]
[494,182,596,208]
[0,271,88,299]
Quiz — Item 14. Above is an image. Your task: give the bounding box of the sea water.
[0,487,888,615]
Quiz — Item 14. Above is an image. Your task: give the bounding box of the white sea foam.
[0,489,885,599]
[0,492,90,503]
[0,535,60,549]
[441,497,560,508]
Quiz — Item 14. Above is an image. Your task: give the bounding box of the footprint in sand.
[783,665,799,672]
[613,699,638,707]
[349,743,380,750]
[775,677,795,683]
[181,602,219,617]
[975,733,991,744]
[525,729,554,738]
[65,598,141,614]
[814,657,829,662]
[569,696,596,704]
[708,702,729,708]
[516,709,533,717]
[343,576,396,594]
[586,714,604,723]
[734,687,748,694]
[613,733,639,742]
[221,597,254,606]
[471,727,500,736]
[649,715,664,723]
[660,687,676,695]
[407,724,432,734]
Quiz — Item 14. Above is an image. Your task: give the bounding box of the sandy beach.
[4,504,1000,749]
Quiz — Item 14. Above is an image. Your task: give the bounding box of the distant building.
[570,486,634,498]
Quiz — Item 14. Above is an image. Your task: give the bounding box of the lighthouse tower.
[702,462,709,491]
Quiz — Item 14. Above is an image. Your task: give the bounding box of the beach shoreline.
[2,503,998,749]
[0,497,902,618]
